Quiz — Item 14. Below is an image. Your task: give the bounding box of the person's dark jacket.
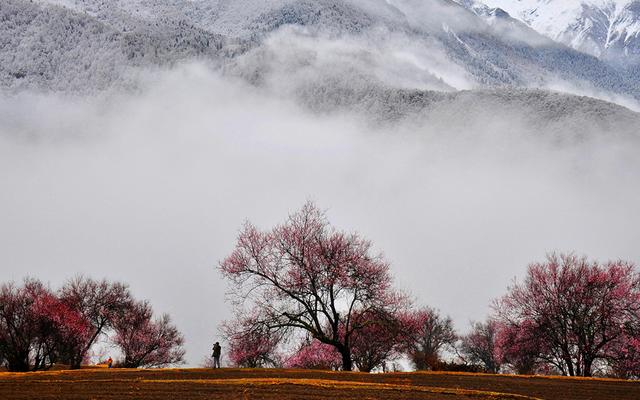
[212,344,221,358]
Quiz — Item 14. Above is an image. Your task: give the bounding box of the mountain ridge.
[2,0,639,125]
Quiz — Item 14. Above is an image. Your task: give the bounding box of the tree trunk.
[359,365,372,373]
[341,350,353,371]
[583,359,593,377]
[7,355,30,372]
[563,356,575,376]
[70,353,83,370]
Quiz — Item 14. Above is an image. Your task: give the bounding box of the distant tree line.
[220,202,640,378]
[0,277,184,372]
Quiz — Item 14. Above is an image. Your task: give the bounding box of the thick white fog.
[1,62,639,366]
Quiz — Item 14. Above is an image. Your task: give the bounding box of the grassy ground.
[1,368,638,399]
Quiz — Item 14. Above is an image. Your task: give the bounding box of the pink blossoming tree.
[459,319,501,373]
[494,253,640,377]
[59,276,133,369]
[1,278,185,371]
[0,279,91,372]
[112,300,185,368]
[219,202,409,371]
[494,319,544,375]
[610,336,640,378]
[349,309,408,372]
[0,280,52,372]
[32,290,92,370]
[223,315,283,368]
[284,338,342,370]
[402,307,457,370]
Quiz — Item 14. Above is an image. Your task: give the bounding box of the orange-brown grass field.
[1,368,639,400]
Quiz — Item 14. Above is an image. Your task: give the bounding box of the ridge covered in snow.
[468,0,640,62]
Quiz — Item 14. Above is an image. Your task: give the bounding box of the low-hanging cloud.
[0,60,639,366]
[228,25,474,92]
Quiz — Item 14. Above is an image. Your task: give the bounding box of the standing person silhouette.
[212,342,222,368]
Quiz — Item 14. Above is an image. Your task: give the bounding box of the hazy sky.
[1,62,639,366]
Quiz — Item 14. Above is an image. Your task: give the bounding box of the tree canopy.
[220,201,409,371]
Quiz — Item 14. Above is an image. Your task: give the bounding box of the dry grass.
[0,368,637,400]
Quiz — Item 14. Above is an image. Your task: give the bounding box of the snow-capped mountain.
[1,0,639,114]
[466,0,640,63]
